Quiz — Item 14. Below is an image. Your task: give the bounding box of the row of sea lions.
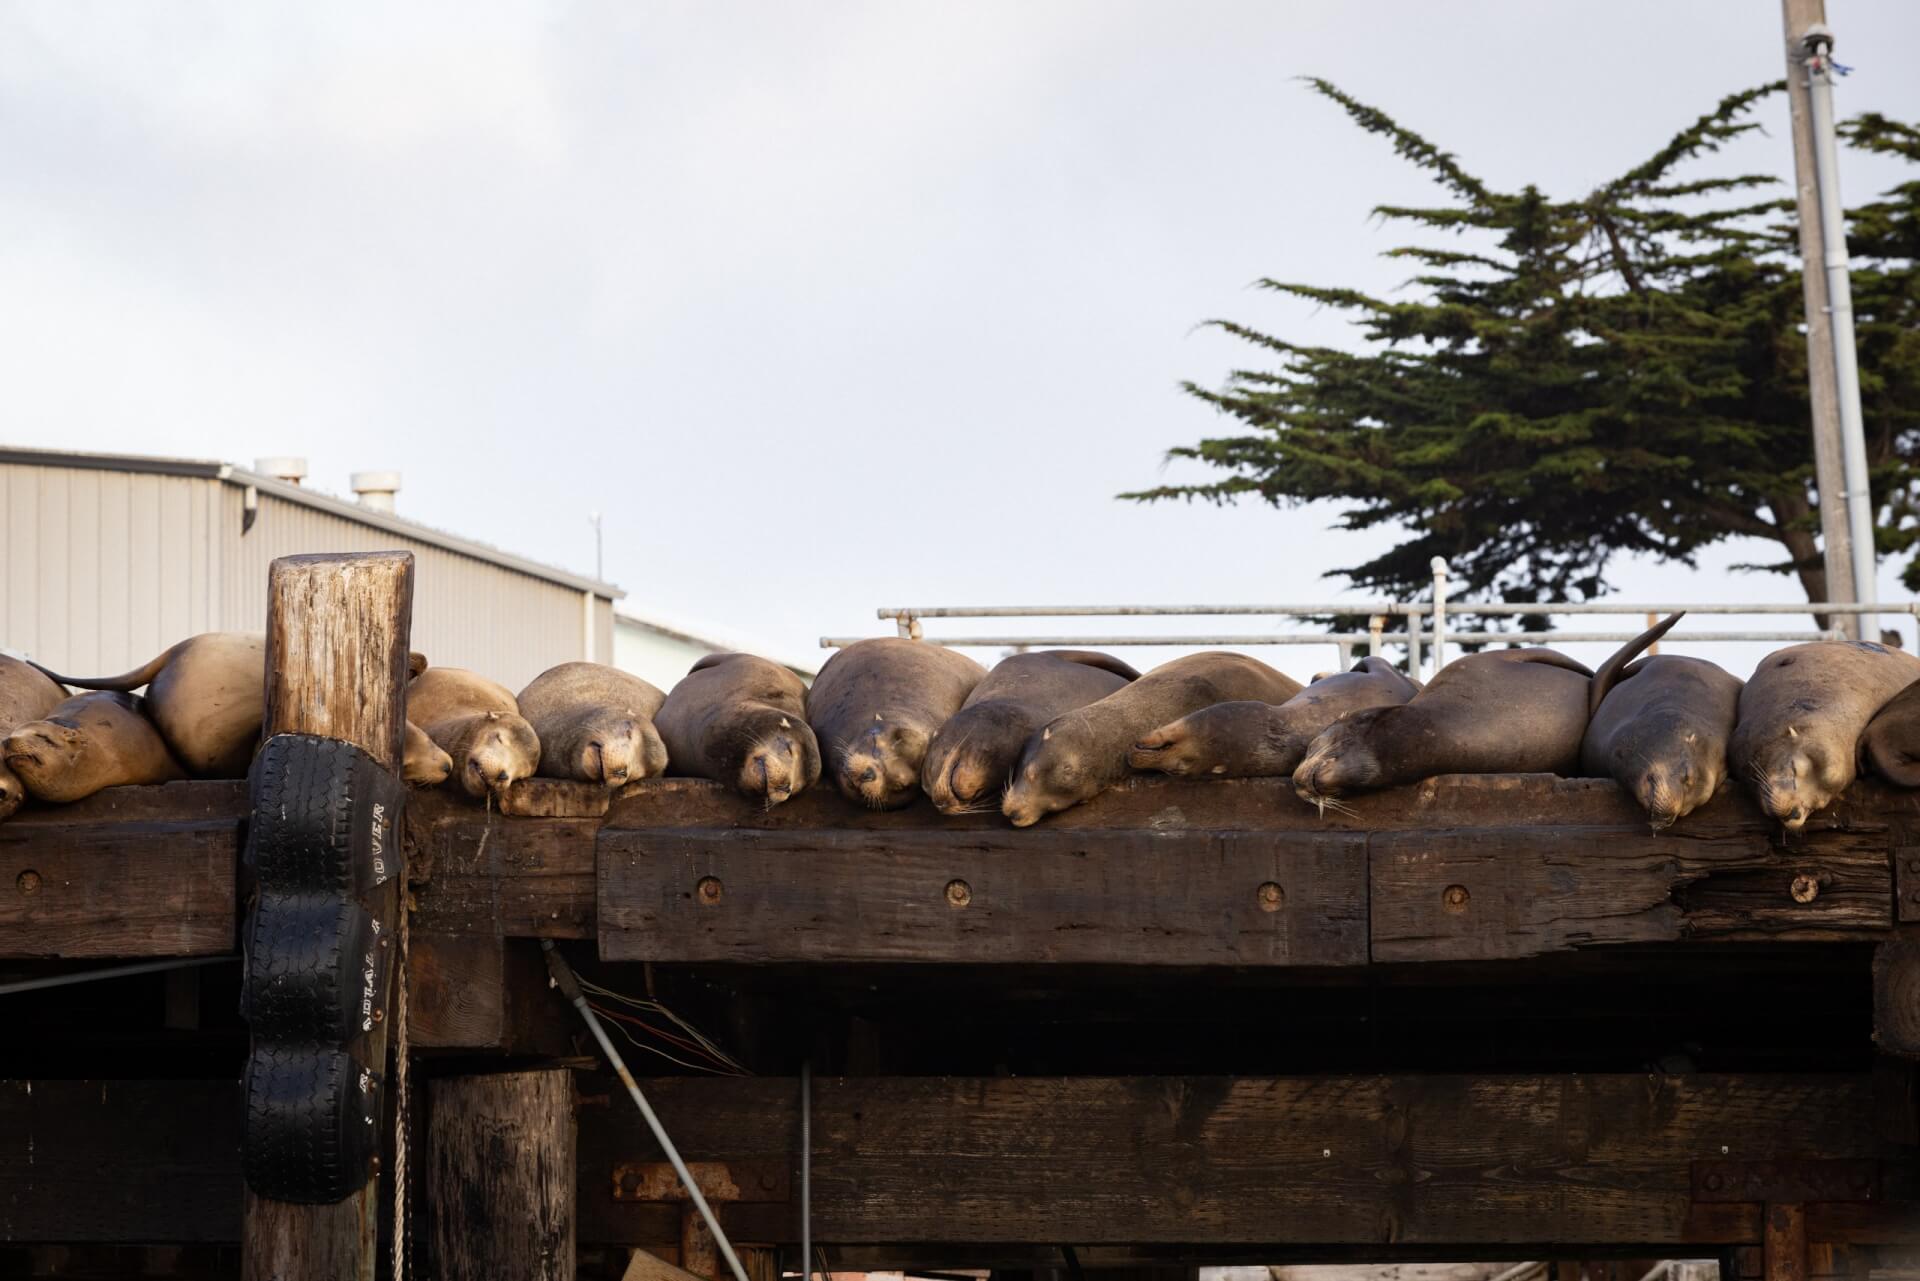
[5,616,1920,831]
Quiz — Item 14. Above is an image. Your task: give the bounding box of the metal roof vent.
[254,456,308,486]
[351,470,401,513]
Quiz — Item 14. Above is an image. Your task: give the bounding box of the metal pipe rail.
[841,558,1907,674]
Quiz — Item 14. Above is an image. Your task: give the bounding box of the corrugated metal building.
[1,447,621,692]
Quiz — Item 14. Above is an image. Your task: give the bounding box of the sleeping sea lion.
[35,633,267,777]
[3,691,187,802]
[1863,676,1920,787]
[403,721,454,787]
[655,653,820,805]
[1129,655,1419,779]
[1580,614,1742,828]
[40,633,443,784]
[1730,639,1920,830]
[808,638,986,810]
[1293,622,1672,806]
[0,656,70,818]
[1001,651,1303,827]
[517,662,669,786]
[922,650,1138,815]
[407,667,540,799]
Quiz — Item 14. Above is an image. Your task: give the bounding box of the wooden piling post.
[427,1069,577,1281]
[242,551,415,1281]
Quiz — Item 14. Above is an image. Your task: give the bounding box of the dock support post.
[428,1069,577,1281]
[241,551,415,1281]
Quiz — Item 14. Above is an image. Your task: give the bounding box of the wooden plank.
[0,1080,240,1242]
[1371,826,1892,963]
[577,1073,1883,1246]
[600,773,1908,836]
[597,828,1368,965]
[243,550,414,1281]
[409,806,597,939]
[407,931,506,1049]
[1875,932,1920,1059]
[0,816,236,957]
[428,1070,576,1280]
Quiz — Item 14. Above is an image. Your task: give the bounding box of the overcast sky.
[4,2,1918,680]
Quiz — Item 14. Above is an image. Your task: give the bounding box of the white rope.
[391,887,411,1281]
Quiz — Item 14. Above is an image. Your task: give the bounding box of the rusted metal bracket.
[612,1162,788,1279]
[1691,1158,1880,1203]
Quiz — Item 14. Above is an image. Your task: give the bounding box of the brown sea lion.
[922,650,1139,815]
[1864,676,1920,787]
[35,633,266,777]
[407,667,540,799]
[1293,621,1688,807]
[0,656,70,818]
[656,653,820,805]
[3,691,186,802]
[517,662,669,786]
[1731,639,1920,830]
[1129,656,1419,779]
[40,633,442,784]
[808,638,987,810]
[1001,651,1303,827]
[1579,615,1742,828]
[403,721,454,787]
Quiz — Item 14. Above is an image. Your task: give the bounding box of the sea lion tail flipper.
[30,640,185,694]
[687,652,744,675]
[1589,612,1685,716]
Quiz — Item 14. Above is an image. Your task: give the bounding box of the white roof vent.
[254,456,308,486]
[351,470,401,513]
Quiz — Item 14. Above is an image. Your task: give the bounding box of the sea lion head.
[723,708,819,806]
[1291,707,1391,806]
[3,717,89,802]
[0,762,28,819]
[456,711,541,799]
[402,722,454,787]
[1001,715,1102,828]
[1614,714,1722,831]
[836,714,929,810]
[1747,717,1848,832]
[552,709,668,787]
[923,702,1031,815]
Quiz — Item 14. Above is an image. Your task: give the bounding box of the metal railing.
[819,559,1910,674]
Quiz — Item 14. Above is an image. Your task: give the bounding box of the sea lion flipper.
[30,640,188,694]
[1589,611,1685,716]
[688,652,745,675]
[1042,650,1142,682]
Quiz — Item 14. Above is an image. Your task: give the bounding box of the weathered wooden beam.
[598,827,1368,965]
[1875,931,1920,1059]
[1371,825,1892,963]
[406,933,578,1053]
[428,1070,576,1280]
[0,810,237,958]
[242,550,414,1281]
[577,1073,1891,1247]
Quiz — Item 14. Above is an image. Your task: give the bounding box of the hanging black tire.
[246,733,406,897]
[243,1043,384,1204]
[243,892,387,1045]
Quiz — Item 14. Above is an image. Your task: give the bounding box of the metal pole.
[1802,22,1879,641]
[1782,0,1861,636]
[0,954,233,997]
[1429,557,1450,673]
[1367,614,1385,660]
[540,943,750,1281]
[801,1061,812,1281]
